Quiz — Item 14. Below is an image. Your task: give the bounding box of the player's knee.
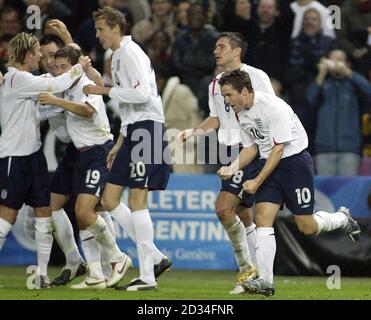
[215,204,235,224]
[100,194,118,212]
[297,222,316,236]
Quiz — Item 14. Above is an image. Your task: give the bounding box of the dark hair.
[93,6,126,36]
[40,34,65,49]
[54,46,81,65]
[217,32,247,60]
[219,70,254,93]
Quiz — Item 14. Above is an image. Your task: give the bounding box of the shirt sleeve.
[14,64,84,98]
[240,127,255,148]
[268,106,293,145]
[109,48,152,104]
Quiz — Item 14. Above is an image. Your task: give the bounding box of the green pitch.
[0,266,370,300]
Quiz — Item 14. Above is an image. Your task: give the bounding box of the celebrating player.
[218,70,361,296]
[83,6,172,291]
[0,33,90,288]
[37,46,132,289]
[178,32,275,294]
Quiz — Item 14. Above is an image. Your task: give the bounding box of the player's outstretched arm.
[217,144,257,180]
[243,143,284,195]
[177,116,220,143]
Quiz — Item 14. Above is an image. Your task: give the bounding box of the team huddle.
[0,7,361,296]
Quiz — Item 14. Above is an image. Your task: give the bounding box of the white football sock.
[88,215,123,263]
[313,211,348,235]
[80,230,104,279]
[256,227,276,285]
[110,203,164,264]
[132,209,155,284]
[245,223,257,266]
[0,217,12,251]
[96,212,116,278]
[35,217,54,276]
[98,211,116,239]
[52,209,83,267]
[224,216,253,272]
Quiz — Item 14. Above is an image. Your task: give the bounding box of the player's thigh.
[129,188,148,212]
[281,151,315,216]
[0,205,18,224]
[101,182,125,211]
[294,214,318,236]
[255,202,280,227]
[50,192,71,211]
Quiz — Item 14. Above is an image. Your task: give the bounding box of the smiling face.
[54,56,72,76]
[40,42,59,75]
[302,9,321,36]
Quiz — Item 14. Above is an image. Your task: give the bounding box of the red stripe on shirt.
[211,78,218,96]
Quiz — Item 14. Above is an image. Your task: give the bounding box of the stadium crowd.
[0,0,370,176]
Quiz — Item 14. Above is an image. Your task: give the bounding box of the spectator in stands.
[155,64,204,173]
[0,6,22,37]
[176,0,191,32]
[170,3,218,98]
[221,0,251,39]
[290,0,336,39]
[0,33,11,74]
[307,49,371,176]
[131,0,177,46]
[336,0,371,77]
[144,29,172,66]
[285,7,337,153]
[114,0,151,24]
[244,0,293,82]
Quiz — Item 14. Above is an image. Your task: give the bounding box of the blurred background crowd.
[0,0,370,176]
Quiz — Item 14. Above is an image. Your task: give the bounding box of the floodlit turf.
[0,266,370,300]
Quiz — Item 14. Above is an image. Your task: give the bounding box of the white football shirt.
[38,73,72,144]
[109,36,165,136]
[238,91,308,159]
[209,64,275,147]
[64,74,113,149]
[0,64,84,157]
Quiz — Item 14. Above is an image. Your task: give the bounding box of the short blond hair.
[7,33,39,67]
[93,6,126,36]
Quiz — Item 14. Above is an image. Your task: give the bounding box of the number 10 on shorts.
[295,188,311,205]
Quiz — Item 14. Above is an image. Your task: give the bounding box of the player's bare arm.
[177,116,220,143]
[37,92,95,118]
[243,143,284,194]
[217,144,257,180]
[83,84,111,96]
[107,134,124,169]
[45,19,74,45]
